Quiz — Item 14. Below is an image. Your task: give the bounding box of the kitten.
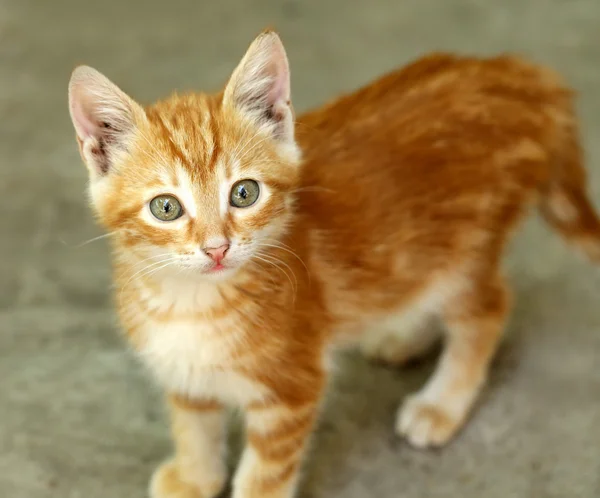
[68,30,600,498]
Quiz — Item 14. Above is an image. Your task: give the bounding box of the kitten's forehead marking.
[203,131,216,161]
[217,160,231,220]
[155,96,216,166]
[175,166,198,219]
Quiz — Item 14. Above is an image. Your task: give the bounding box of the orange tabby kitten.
[68,31,600,498]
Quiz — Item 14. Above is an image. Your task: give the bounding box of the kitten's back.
[296,53,600,266]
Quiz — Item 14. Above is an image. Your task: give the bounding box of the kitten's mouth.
[208,263,226,273]
[204,261,237,275]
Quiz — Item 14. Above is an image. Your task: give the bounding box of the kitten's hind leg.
[360,307,440,367]
[397,272,510,448]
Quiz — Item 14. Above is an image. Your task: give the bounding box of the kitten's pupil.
[238,186,248,199]
[163,200,171,213]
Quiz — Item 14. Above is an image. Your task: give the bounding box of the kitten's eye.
[149,195,184,221]
[230,179,260,208]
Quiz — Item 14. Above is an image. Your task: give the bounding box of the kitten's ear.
[68,66,144,178]
[223,31,296,150]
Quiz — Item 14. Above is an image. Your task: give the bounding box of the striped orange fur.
[68,30,600,498]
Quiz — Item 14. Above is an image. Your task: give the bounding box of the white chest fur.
[134,277,269,407]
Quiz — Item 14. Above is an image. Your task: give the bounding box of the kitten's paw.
[396,394,460,448]
[150,460,225,498]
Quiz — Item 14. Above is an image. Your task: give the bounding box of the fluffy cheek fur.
[229,189,295,260]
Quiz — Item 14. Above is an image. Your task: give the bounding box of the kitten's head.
[68,31,300,280]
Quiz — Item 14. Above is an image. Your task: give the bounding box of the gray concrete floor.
[1,1,600,497]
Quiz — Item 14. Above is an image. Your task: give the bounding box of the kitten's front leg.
[233,399,319,498]
[151,395,227,498]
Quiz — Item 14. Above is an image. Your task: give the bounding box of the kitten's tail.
[540,122,600,262]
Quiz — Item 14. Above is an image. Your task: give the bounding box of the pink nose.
[203,243,230,263]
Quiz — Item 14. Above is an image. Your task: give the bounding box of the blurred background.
[1,0,600,497]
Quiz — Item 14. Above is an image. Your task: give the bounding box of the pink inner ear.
[264,48,290,107]
[70,90,100,141]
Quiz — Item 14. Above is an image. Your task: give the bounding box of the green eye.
[230,179,260,208]
[149,195,184,221]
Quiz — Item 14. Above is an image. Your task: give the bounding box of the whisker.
[229,118,317,168]
[235,133,280,165]
[253,254,296,301]
[257,241,310,282]
[122,257,177,285]
[118,256,180,303]
[140,260,179,280]
[254,251,298,300]
[233,118,270,156]
[227,120,262,164]
[129,252,175,267]
[137,129,173,168]
[290,186,336,195]
[114,252,174,279]
[119,259,180,307]
[229,131,258,165]
[74,232,114,247]
[246,260,278,288]
[61,229,127,248]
